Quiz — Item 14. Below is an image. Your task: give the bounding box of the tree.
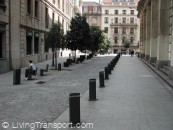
[99,33,111,53]
[66,13,90,59]
[89,26,103,54]
[46,22,64,69]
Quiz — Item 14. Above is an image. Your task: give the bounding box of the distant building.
[74,0,83,14]
[83,0,140,53]
[82,1,102,28]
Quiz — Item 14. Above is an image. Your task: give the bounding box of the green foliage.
[99,33,111,50]
[65,13,90,52]
[46,22,64,51]
[89,26,103,53]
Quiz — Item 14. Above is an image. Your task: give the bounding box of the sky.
[83,0,102,3]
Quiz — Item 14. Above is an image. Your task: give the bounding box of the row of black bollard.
[69,53,121,126]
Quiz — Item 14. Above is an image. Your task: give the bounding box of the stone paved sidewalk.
[47,55,173,130]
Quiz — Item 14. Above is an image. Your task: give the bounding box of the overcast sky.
[83,0,102,3]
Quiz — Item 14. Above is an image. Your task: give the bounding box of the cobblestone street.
[0,55,115,127]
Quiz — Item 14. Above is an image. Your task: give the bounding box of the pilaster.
[156,0,170,68]
[149,0,158,64]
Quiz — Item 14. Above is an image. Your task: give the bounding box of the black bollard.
[89,79,97,101]
[104,67,109,80]
[108,64,112,74]
[69,93,80,125]
[13,68,21,85]
[58,63,61,71]
[99,71,105,87]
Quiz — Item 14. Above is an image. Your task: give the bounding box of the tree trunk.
[52,51,55,67]
[55,48,57,70]
[75,50,77,62]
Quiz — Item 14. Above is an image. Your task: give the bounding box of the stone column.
[139,14,145,58]
[143,12,147,58]
[149,0,158,64]
[156,0,170,68]
[10,0,21,69]
[145,4,151,61]
[168,0,173,80]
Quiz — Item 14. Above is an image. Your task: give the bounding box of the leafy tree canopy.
[66,13,90,52]
[46,22,64,51]
[99,33,111,50]
[89,26,103,53]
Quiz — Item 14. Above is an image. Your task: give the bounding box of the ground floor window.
[34,32,39,54]
[26,31,32,55]
[26,31,41,55]
[44,33,49,52]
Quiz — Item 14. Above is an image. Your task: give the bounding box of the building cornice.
[43,0,72,22]
[137,0,151,17]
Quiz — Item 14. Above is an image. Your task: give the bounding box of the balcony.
[110,23,138,27]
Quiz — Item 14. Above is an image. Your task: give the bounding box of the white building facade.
[101,0,140,53]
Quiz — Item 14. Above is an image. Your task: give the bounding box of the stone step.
[159,67,169,76]
[151,62,156,67]
[163,66,170,71]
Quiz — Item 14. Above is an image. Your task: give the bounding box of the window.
[26,31,33,55]
[34,32,39,54]
[130,18,134,23]
[27,0,32,15]
[130,28,134,34]
[114,37,118,43]
[122,28,126,34]
[114,17,118,23]
[130,37,134,43]
[105,10,109,14]
[62,0,64,12]
[35,0,38,18]
[45,7,49,28]
[114,27,118,34]
[104,27,108,33]
[0,0,5,4]
[0,32,3,58]
[122,18,126,23]
[52,12,55,24]
[130,10,134,15]
[122,10,126,14]
[58,0,60,8]
[122,0,126,2]
[53,0,55,4]
[93,6,97,13]
[104,17,109,23]
[84,6,88,12]
[122,37,125,43]
[114,0,118,2]
[130,0,134,2]
[114,10,118,14]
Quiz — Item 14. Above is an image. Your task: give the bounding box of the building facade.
[83,0,140,53]
[0,0,76,74]
[74,0,83,14]
[82,1,102,27]
[137,0,173,80]
[102,0,140,53]
[0,0,10,73]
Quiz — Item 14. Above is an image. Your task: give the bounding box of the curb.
[140,58,173,89]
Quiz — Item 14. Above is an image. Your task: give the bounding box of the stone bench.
[40,64,49,76]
